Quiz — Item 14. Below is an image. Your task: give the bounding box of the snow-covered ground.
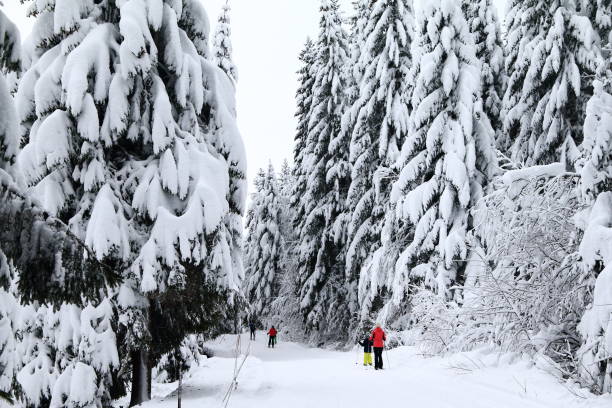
[122,332,612,408]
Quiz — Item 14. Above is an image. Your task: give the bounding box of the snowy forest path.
[139,333,609,408]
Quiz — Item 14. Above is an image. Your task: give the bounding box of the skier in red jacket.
[369,323,386,370]
[267,326,278,348]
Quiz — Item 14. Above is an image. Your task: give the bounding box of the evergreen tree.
[15,305,58,408]
[277,159,295,241]
[295,0,351,341]
[578,73,612,202]
[244,164,285,318]
[501,0,551,158]
[214,1,238,83]
[387,0,492,304]
[503,1,601,164]
[343,0,370,109]
[579,0,611,49]
[15,0,245,405]
[291,38,317,236]
[344,0,415,321]
[113,0,245,404]
[576,64,612,393]
[1,21,117,407]
[525,1,601,164]
[0,6,20,178]
[461,0,504,146]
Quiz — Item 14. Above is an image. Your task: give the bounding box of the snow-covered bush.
[154,334,208,384]
[448,171,589,378]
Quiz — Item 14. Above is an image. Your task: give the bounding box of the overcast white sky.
[1,0,506,196]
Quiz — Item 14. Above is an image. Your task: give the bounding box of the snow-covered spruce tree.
[343,0,370,110]
[386,0,491,304]
[501,0,551,158]
[14,0,244,405]
[506,1,601,165]
[0,4,20,77]
[112,0,245,404]
[576,70,612,393]
[291,38,317,238]
[14,304,58,408]
[295,0,352,342]
[579,0,611,50]
[0,22,18,389]
[15,0,127,300]
[14,1,126,405]
[277,159,295,242]
[461,0,504,145]
[344,0,415,326]
[0,284,16,405]
[2,13,116,403]
[210,3,247,333]
[15,300,119,408]
[0,5,21,300]
[244,164,284,320]
[213,1,238,83]
[0,24,19,399]
[527,1,601,165]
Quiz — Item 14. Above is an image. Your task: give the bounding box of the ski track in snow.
[136,333,610,408]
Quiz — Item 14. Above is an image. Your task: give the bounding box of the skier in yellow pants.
[358,334,374,366]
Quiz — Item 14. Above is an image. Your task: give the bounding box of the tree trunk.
[129,348,151,407]
[177,369,182,408]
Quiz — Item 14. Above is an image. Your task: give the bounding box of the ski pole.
[385,346,391,369]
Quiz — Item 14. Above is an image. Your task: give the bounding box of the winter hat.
[375,322,381,328]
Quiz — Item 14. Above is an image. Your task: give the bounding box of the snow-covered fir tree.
[294,0,352,341]
[277,159,295,241]
[17,0,130,269]
[0,12,19,394]
[0,61,20,399]
[461,0,504,146]
[113,0,245,404]
[526,1,601,164]
[576,66,612,393]
[291,38,317,237]
[343,0,370,109]
[385,0,492,306]
[579,0,611,50]
[14,304,58,408]
[12,1,125,405]
[0,4,19,76]
[12,0,245,405]
[504,0,601,164]
[213,1,238,83]
[501,0,551,158]
[244,164,285,319]
[0,4,20,179]
[344,0,415,322]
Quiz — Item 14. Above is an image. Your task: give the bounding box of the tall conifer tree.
[244,164,285,318]
[295,0,351,341]
[343,0,415,322]
[386,0,493,306]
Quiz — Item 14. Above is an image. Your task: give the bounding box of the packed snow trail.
[136,333,609,408]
